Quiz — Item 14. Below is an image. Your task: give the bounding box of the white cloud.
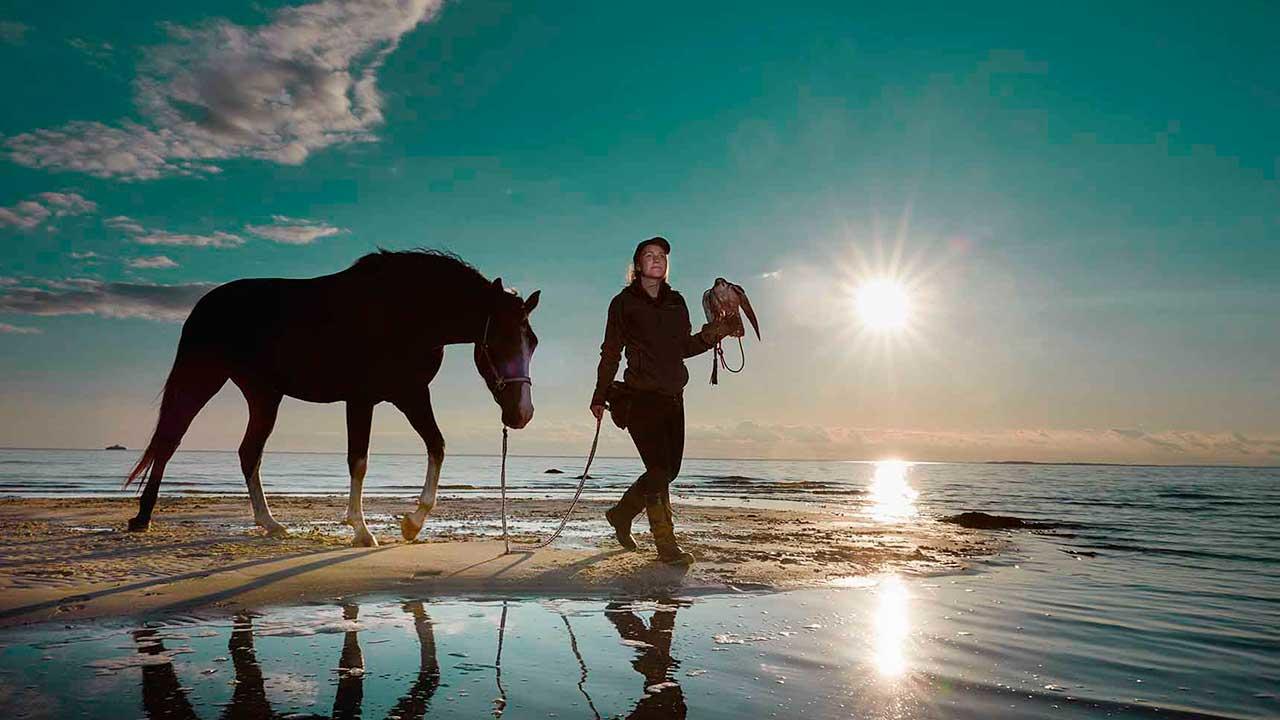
[4,0,444,180]
[0,278,213,321]
[105,215,146,234]
[0,191,96,230]
[245,215,344,244]
[127,255,179,269]
[134,230,244,248]
[68,37,114,67]
[0,322,41,334]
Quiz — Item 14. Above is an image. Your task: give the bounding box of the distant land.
[104,444,126,451]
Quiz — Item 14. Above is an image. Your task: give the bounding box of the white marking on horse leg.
[402,450,442,541]
[343,456,367,524]
[248,461,288,538]
[343,456,377,547]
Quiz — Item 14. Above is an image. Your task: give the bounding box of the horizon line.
[1,446,1276,470]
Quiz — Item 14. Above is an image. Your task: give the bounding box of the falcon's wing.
[701,287,717,323]
[730,283,761,340]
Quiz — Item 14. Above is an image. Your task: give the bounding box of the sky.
[0,0,1277,465]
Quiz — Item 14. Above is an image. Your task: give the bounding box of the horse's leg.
[393,390,445,542]
[129,356,228,531]
[236,384,287,538]
[333,604,366,719]
[341,401,377,547]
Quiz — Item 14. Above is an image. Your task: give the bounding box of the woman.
[590,236,733,565]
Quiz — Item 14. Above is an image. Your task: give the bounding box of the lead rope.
[492,600,508,718]
[710,335,746,384]
[499,427,510,554]
[499,415,602,554]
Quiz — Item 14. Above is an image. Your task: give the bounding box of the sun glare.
[874,574,910,678]
[868,460,918,523]
[855,279,910,331]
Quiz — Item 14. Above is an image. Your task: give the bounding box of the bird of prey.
[701,278,761,384]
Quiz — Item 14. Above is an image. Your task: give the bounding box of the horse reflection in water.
[606,599,689,720]
[131,599,688,719]
[132,602,439,720]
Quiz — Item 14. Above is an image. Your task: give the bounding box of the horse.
[124,249,540,547]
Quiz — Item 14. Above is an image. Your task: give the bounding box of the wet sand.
[0,495,1002,627]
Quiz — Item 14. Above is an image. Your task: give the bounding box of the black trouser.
[625,391,685,497]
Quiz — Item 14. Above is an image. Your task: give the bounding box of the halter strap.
[480,315,532,391]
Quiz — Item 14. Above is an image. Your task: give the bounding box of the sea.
[0,448,1276,719]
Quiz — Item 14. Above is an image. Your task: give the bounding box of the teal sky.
[1,0,1276,464]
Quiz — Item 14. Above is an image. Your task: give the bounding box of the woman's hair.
[625,255,671,285]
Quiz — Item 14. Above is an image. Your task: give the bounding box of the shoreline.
[0,495,1002,628]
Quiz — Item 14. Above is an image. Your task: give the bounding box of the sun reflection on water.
[868,460,919,522]
[874,574,910,678]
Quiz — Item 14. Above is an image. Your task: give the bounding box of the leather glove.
[698,318,731,344]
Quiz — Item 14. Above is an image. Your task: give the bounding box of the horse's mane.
[348,248,488,286]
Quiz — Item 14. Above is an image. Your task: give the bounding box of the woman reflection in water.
[607,598,689,719]
[133,602,440,720]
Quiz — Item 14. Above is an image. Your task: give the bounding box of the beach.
[0,453,1276,719]
[0,494,999,628]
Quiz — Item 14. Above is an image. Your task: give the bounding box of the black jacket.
[592,280,714,405]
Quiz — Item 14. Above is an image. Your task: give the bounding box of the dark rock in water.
[941,512,1032,530]
[104,444,127,451]
[543,468,565,474]
[575,474,594,480]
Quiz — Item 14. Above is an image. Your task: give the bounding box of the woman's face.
[638,244,668,279]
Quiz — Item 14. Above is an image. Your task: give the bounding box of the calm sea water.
[1,449,1277,718]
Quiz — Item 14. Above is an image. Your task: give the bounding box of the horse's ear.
[524,290,540,314]
[492,277,503,291]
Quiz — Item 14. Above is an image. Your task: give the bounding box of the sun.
[855,279,910,331]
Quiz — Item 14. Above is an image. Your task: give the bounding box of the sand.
[0,495,1004,628]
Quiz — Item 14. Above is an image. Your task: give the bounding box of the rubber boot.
[605,484,646,551]
[645,493,695,565]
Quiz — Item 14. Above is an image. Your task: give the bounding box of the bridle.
[479,314,532,392]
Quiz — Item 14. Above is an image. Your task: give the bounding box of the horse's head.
[474,278,540,429]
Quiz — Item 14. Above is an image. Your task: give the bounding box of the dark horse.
[125,249,540,546]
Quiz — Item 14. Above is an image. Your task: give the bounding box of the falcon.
[701,278,761,384]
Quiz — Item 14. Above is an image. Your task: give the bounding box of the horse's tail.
[123,335,228,492]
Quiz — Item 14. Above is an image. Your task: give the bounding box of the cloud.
[106,214,244,249]
[68,37,114,67]
[245,215,344,244]
[0,322,41,334]
[0,278,213,321]
[127,256,179,269]
[104,215,145,234]
[0,21,29,45]
[134,230,244,248]
[4,0,444,180]
[0,191,96,230]
[677,421,1280,465]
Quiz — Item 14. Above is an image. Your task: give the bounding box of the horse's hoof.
[400,514,422,542]
[261,522,290,539]
[352,529,379,548]
[127,517,150,533]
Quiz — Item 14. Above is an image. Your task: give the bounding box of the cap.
[633,236,671,264]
